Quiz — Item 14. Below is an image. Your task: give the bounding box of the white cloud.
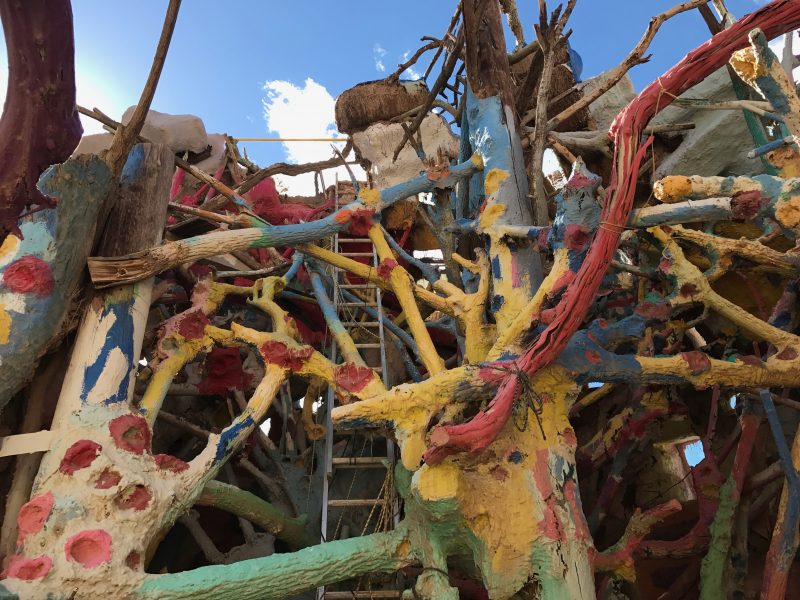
[400,50,421,81]
[261,77,365,196]
[373,44,386,73]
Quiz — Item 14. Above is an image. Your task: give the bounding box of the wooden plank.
[0,430,53,458]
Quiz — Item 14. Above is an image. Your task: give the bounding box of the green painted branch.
[195,480,314,551]
[699,414,758,598]
[136,525,414,600]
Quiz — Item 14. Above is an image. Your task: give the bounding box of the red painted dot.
[108,414,151,454]
[17,492,54,543]
[681,351,712,376]
[2,256,54,296]
[114,484,152,511]
[335,363,375,393]
[4,554,52,580]
[174,308,211,339]
[376,259,398,280]
[94,468,122,489]
[154,454,189,473]
[258,340,313,370]
[346,208,375,235]
[64,530,112,568]
[125,551,141,570]
[584,350,601,364]
[59,440,102,475]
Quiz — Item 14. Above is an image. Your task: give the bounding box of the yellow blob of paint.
[0,304,10,345]
[484,168,509,197]
[0,234,20,263]
[414,461,460,501]
[776,195,800,229]
[358,187,381,205]
[479,203,505,230]
[654,176,692,203]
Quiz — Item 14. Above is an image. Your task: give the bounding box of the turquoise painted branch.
[0,156,113,412]
[136,525,413,600]
[87,156,482,288]
[195,480,314,551]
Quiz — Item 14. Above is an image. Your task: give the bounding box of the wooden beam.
[0,430,53,458]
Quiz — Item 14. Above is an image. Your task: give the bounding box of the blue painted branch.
[454,197,738,237]
[307,265,365,367]
[759,388,800,571]
[381,225,439,284]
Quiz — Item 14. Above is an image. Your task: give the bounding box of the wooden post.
[53,144,174,421]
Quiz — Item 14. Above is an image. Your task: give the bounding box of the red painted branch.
[594,499,682,581]
[0,0,82,238]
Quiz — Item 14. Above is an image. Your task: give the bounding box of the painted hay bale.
[335,80,429,134]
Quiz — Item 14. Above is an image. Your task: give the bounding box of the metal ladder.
[317,179,401,600]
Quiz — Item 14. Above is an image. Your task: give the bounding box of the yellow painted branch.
[229,323,385,400]
[652,227,800,350]
[730,29,800,138]
[299,243,453,316]
[637,353,800,388]
[669,225,798,281]
[333,366,473,469]
[435,250,495,363]
[488,248,570,359]
[140,280,254,425]
[369,225,445,375]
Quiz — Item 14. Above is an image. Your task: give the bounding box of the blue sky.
[0,0,774,190]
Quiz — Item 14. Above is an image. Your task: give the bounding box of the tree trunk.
[0,0,82,238]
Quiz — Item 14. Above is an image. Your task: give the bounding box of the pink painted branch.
[594,499,682,581]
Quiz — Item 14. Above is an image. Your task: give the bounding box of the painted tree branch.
[427,0,800,462]
[0,157,113,412]
[195,479,313,550]
[136,525,413,600]
[87,156,482,287]
[103,0,182,176]
[0,0,82,238]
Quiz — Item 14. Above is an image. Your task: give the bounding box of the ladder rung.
[324,592,402,599]
[327,498,386,507]
[338,302,377,307]
[340,321,380,326]
[332,457,387,467]
[339,252,374,257]
[355,343,382,348]
[337,238,372,243]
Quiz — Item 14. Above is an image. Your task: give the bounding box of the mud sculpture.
[2,1,800,599]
